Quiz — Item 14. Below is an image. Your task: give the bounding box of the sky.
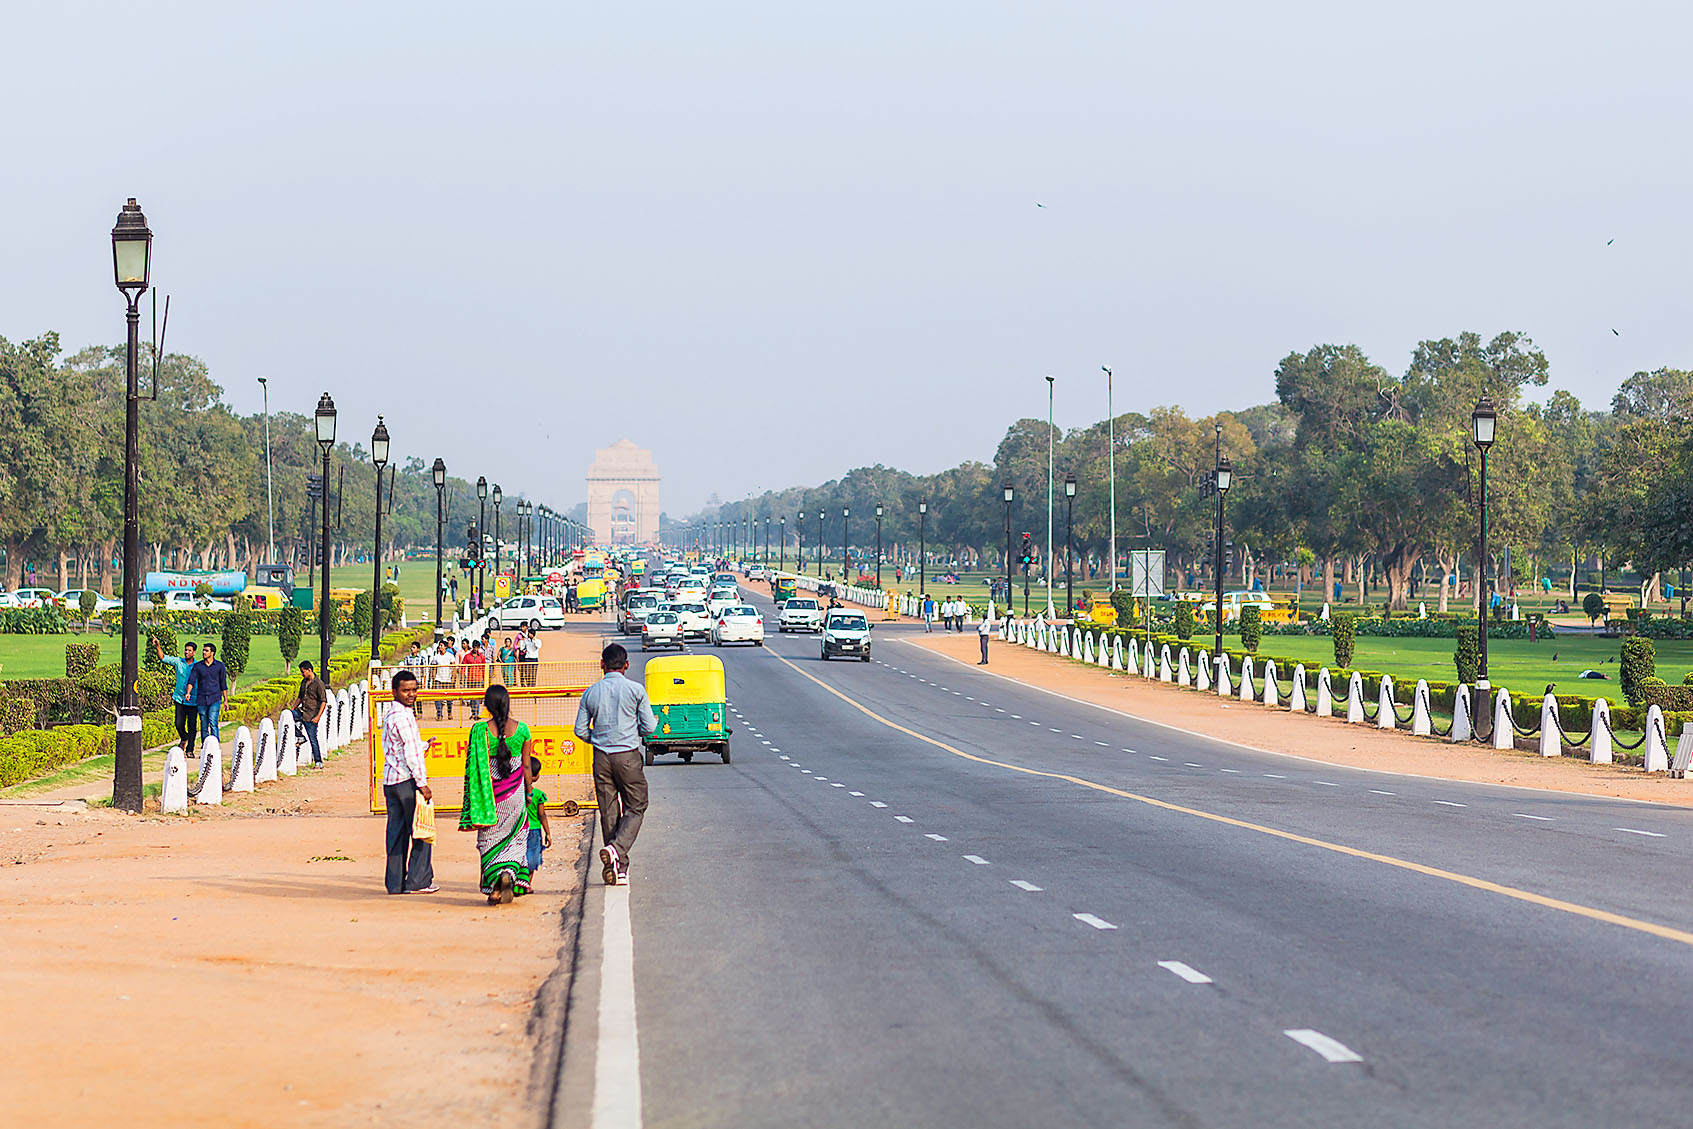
[4,1,1689,516]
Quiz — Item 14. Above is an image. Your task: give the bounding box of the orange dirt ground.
[0,615,611,1129]
[908,627,1693,807]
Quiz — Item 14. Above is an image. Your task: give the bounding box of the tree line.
[686,330,1693,611]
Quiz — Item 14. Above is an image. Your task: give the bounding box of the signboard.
[144,570,248,596]
[1129,550,1166,598]
[495,574,513,598]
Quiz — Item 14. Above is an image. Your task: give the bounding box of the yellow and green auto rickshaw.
[642,654,732,765]
[576,577,606,611]
[772,576,797,604]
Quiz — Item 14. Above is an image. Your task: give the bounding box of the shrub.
[0,607,68,634]
[379,582,402,630]
[77,590,97,628]
[1636,678,1693,713]
[1174,601,1195,640]
[221,609,252,678]
[144,626,178,674]
[1621,636,1656,706]
[1331,614,1356,669]
[1454,627,1479,685]
[1239,606,1261,653]
[64,643,101,681]
[278,605,304,668]
[1582,591,1605,627]
[1109,589,1136,626]
[0,693,35,736]
[352,590,373,638]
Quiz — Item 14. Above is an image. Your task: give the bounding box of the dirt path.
[907,629,1693,807]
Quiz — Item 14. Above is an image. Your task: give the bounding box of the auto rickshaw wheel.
[720,742,731,764]
[643,746,656,767]
[680,749,693,763]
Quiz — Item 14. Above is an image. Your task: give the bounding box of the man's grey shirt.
[575,670,656,754]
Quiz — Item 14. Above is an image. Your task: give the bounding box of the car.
[711,572,737,588]
[821,608,872,661]
[746,565,767,581]
[56,589,122,614]
[778,596,823,633]
[12,587,57,608]
[491,594,567,631]
[0,592,20,609]
[641,610,683,651]
[671,582,707,604]
[161,590,233,611]
[670,600,712,639]
[706,587,740,616]
[620,593,660,634]
[712,605,765,646]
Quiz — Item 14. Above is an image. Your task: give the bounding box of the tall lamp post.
[1064,472,1076,617]
[111,198,152,813]
[780,516,787,572]
[475,477,488,611]
[491,484,502,600]
[433,459,447,630]
[1472,396,1497,737]
[842,507,850,582]
[918,498,927,595]
[369,417,389,659]
[1045,374,1056,616]
[1103,365,1116,592]
[1213,453,1232,669]
[1002,485,1014,614]
[315,393,337,673]
[818,510,826,577]
[797,510,805,575]
[875,504,884,589]
[258,376,275,563]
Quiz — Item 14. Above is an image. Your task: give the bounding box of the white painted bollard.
[1291,665,1308,713]
[1216,653,1232,697]
[1418,602,1427,619]
[1412,680,1431,736]
[337,689,354,746]
[255,717,277,783]
[316,711,332,763]
[1262,661,1279,708]
[1097,635,1109,668]
[278,710,298,775]
[1590,699,1612,765]
[1160,645,1173,683]
[161,747,189,814]
[1111,637,1124,670]
[1451,685,1472,742]
[1539,694,1561,757]
[1320,602,1331,621]
[1145,643,1156,680]
[1238,656,1255,702]
[1059,628,1071,658]
[1197,651,1212,693]
[1377,677,1396,730]
[1086,633,1098,664]
[1671,729,1693,778]
[1127,637,1139,672]
[1316,668,1333,717]
[1177,649,1191,687]
[193,738,223,806]
[1346,672,1365,724]
[1644,705,1669,772]
[1493,688,1515,751]
[229,726,255,793]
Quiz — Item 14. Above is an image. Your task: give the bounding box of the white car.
[671,583,707,605]
[161,590,233,612]
[13,587,57,608]
[821,608,872,661]
[746,566,767,581]
[778,597,823,633]
[491,594,567,631]
[670,600,712,639]
[706,587,740,617]
[712,605,765,646]
[641,610,683,651]
[56,589,122,613]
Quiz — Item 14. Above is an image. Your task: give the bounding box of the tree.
[1582,591,1605,627]
[278,605,304,670]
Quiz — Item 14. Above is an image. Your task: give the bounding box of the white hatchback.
[670,601,712,639]
[492,594,567,631]
[712,605,765,646]
[641,611,684,651]
[778,597,823,633]
[706,587,740,617]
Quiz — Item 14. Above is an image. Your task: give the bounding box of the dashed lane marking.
[1010,880,1043,892]
[964,855,990,865]
[849,791,864,797]
[1074,913,1118,931]
[1369,790,1396,796]
[870,801,887,808]
[1284,1029,1363,1064]
[925,834,949,841]
[1157,960,1213,985]
[1615,827,1667,837]
[894,815,915,823]
[1514,813,1554,822]
[1433,800,1466,807]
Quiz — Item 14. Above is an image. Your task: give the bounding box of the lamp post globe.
[110,198,153,812]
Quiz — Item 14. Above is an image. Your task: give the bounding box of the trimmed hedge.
[0,607,69,634]
[1621,637,1656,706]
[1454,627,1479,685]
[1239,606,1261,653]
[1332,615,1356,669]
[64,643,100,680]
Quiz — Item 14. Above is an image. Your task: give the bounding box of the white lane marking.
[895,815,914,823]
[761,740,771,745]
[1010,880,1043,892]
[1049,728,1063,733]
[1369,789,1396,796]
[1263,773,1285,778]
[925,833,949,841]
[1121,748,1137,754]
[964,855,990,865]
[1284,1029,1363,1064]
[870,801,887,808]
[1157,960,1213,985]
[1514,813,1554,821]
[1149,755,1169,762]
[849,791,865,796]
[1184,762,1202,768]
[951,692,962,696]
[592,885,643,1129]
[769,748,781,753]
[1433,800,1466,807]
[830,783,845,788]
[1074,913,1118,930]
[1314,781,1339,787]
[779,755,789,760]
[1615,827,1667,837]
[1029,722,1041,727]
[996,708,1006,713]
[800,769,811,774]
[814,775,828,780]
[1219,768,1241,773]
[1010,714,1022,719]
[1095,741,1110,747]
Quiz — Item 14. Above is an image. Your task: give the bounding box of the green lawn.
[0,631,363,688]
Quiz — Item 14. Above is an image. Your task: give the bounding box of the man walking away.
[431,639,455,719]
[296,659,328,767]
[978,607,994,664]
[188,643,228,742]
[575,643,655,886]
[156,638,198,751]
[380,671,436,894]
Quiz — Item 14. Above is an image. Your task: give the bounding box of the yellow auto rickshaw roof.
[643,654,726,704]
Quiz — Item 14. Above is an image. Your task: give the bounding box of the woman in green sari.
[458,683,535,903]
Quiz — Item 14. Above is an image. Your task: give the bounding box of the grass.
[0,631,364,686]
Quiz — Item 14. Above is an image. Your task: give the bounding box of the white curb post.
[1412,680,1431,736]
[1492,688,1515,751]
[229,726,255,793]
[1177,649,1191,687]
[1160,645,1173,683]
[1291,664,1308,713]
[256,717,278,783]
[1346,672,1365,724]
[193,737,223,805]
[278,710,298,775]
[1377,677,1395,731]
[1644,705,1669,772]
[1316,667,1332,717]
[1539,694,1560,757]
[1451,684,1472,742]
[1112,636,1124,670]
[1216,653,1232,697]
[1238,655,1254,702]
[1590,699,1612,764]
[1671,727,1693,778]
[1262,660,1279,708]
[161,747,188,814]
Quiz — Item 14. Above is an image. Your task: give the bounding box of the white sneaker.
[616,867,630,886]
[599,845,620,885]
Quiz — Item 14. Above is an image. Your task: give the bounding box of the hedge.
[0,607,69,635]
[64,643,100,680]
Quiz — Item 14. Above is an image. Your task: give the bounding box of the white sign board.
[1129,550,1165,598]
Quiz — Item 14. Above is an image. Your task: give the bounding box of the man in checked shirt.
[382,670,438,895]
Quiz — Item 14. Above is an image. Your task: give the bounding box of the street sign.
[1129,550,1165,598]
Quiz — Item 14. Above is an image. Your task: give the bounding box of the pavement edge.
[528,813,597,1126]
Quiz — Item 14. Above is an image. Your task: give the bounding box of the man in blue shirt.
[574,643,655,886]
[154,637,198,752]
[187,643,229,742]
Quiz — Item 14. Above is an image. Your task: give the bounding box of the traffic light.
[466,523,481,562]
[305,473,323,500]
[1019,532,1033,570]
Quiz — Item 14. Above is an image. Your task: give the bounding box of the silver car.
[641,611,683,651]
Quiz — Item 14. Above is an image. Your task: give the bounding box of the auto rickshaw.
[576,577,606,611]
[642,655,732,765]
[772,576,797,604]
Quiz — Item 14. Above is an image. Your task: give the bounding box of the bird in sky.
[1613,329,1620,336]
[1035,203,1046,209]
[1607,238,1615,245]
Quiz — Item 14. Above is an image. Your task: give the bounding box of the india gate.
[586,440,661,546]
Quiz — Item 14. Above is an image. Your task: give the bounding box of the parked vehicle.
[55,589,122,613]
[712,605,765,646]
[641,655,731,765]
[490,594,567,631]
[778,596,822,633]
[162,590,233,612]
[12,587,56,608]
[820,608,872,661]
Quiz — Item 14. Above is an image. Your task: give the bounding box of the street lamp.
[315,392,337,674]
[1064,472,1076,618]
[370,417,390,659]
[476,476,488,612]
[492,484,502,603]
[798,510,806,575]
[780,516,787,573]
[842,507,850,583]
[1045,374,1056,617]
[1472,395,1498,736]
[1103,365,1116,592]
[258,376,274,564]
[818,510,826,577]
[918,498,928,596]
[433,458,447,630]
[1002,484,1014,615]
[111,197,152,812]
[875,504,884,589]
[1213,451,1232,667]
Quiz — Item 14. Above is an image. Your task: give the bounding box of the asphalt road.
[558,586,1693,1129]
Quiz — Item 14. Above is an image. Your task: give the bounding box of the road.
[557,586,1693,1129]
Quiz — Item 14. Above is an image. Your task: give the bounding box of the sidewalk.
[905,631,1693,808]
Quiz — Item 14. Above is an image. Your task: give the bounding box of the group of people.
[155,637,231,752]
[398,628,546,721]
[378,641,652,900]
[921,594,972,632]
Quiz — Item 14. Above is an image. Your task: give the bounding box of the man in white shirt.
[430,639,455,719]
[978,607,994,664]
[381,670,436,895]
[520,626,543,686]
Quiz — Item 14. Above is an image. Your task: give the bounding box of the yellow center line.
[767,649,1693,950]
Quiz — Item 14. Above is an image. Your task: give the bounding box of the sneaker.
[599,845,620,885]
[616,867,630,886]
[410,884,440,895]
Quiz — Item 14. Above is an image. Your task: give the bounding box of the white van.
[821,608,872,662]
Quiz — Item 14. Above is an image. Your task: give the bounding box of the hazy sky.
[5,2,1687,514]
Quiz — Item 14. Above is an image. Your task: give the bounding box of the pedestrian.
[525,755,553,877]
[187,642,228,741]
[978,606,994,664]
[155,637,198,752]
[431,638,455,720]
[399,640,422,677]
[922,593,935,632]
[498,635,518,685]
[520,625,542,686]
[450,575,459,603]
[296,659,329,767]
[575,643,655,886]
[461,639,488,718]
[380,670,436,895]
[458,683,534,903]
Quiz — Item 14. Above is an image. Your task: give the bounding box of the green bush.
[1239,606,1262,653]
[278,605,304,668]
[1621,636,1656,706]
[1454,626,1479,684]
[1583,591,1605,626]
[143,626,178,674]
[1174,601,1195,640]
[1635,677,1693,712]
[221,609,252,678]
[352,590,373,638]
[1331,615,1356,669]
[379,582,402,630]
[77,590,97,626]
[0,607,68,634]
[64,643,101,680]
[0,693,35,736]
[1109,589,1136,626]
